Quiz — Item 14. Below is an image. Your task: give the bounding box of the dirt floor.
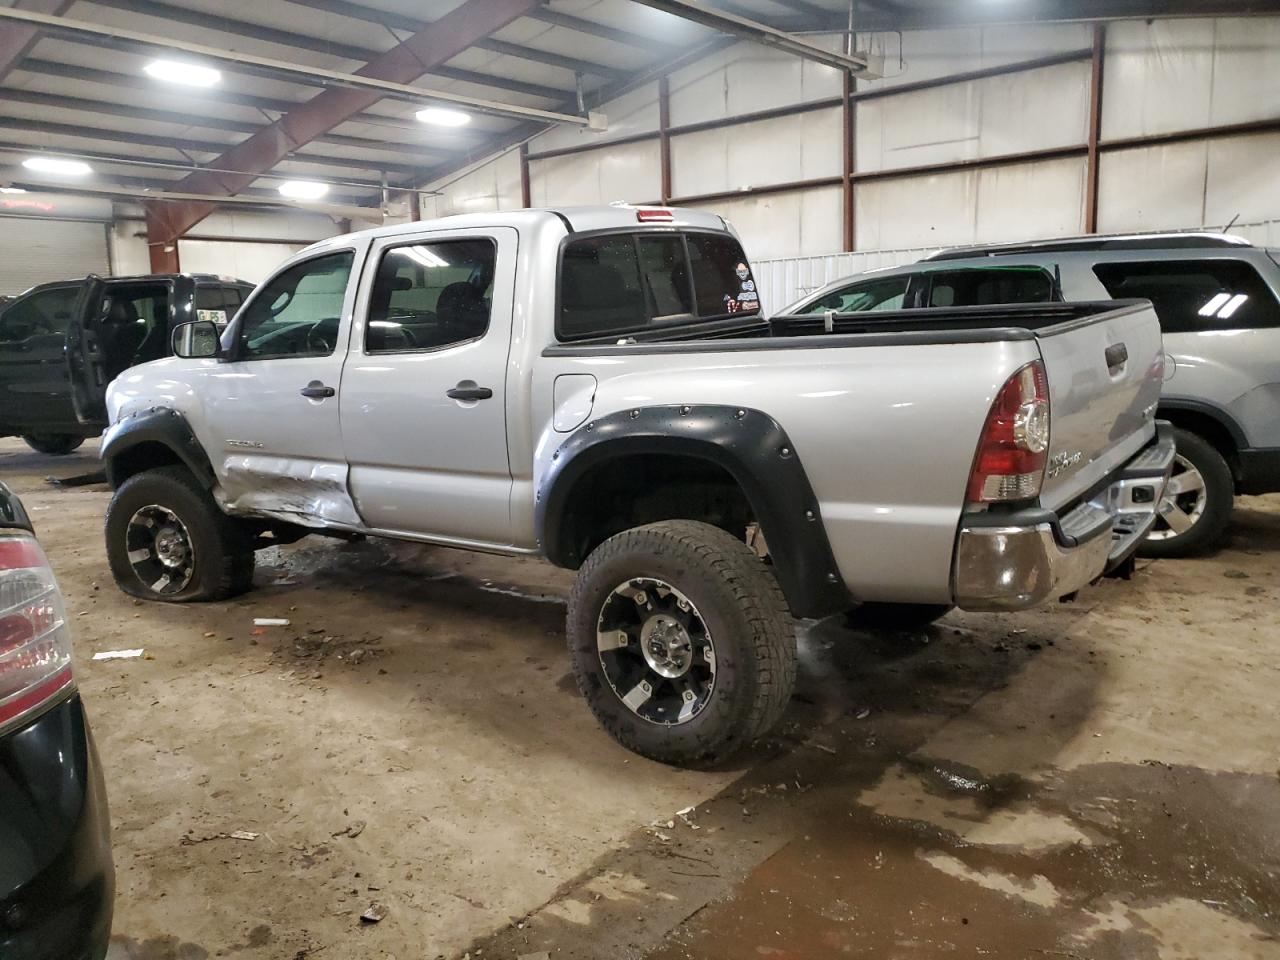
[2,435,1278,960]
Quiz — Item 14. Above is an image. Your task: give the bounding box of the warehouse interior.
[0,2,1278,959]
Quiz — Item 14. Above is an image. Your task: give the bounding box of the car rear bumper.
[952,422,1176,611]
[0,693,114,960]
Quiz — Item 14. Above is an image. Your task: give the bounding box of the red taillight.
[966,361,1051,503]
[636,207,674,222]
[0,534,73,732]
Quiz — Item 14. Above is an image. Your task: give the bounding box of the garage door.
[0,217,110,297]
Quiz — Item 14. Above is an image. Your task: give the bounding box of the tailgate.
[1036,301,1164,511]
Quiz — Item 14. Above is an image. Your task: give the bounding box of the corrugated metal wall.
[423,16,1280,291]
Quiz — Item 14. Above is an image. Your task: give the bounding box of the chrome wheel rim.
[125,505,195,595]
[1150,453,1207,541]
[596,578,716,726]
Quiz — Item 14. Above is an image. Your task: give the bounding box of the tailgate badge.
[1047,450,1083,479]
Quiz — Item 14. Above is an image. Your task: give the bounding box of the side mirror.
[171,320,222,359]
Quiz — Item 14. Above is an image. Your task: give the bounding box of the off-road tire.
[567,520,796,767]
[105,465,254,602]
[22,433,85,456]
[843,602,954,631]
[1137,427,1233,559]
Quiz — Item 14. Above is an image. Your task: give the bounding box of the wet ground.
[3,436,1278,959]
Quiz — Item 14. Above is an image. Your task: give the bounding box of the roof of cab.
[302,204,731,253]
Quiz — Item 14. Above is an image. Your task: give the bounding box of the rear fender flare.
[536,404,853,620]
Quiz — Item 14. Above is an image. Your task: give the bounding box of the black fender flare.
[100,407,217,491]
[1157,397,1247,450]
[535,404,853,620]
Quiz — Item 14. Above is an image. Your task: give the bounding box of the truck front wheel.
[567,520,797,767]
[105,465,254,603]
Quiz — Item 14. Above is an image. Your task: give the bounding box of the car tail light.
[636,207,674,223]
[966,360,1051,503]
[0,535,73,732]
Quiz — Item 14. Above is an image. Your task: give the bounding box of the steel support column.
[1085,22,1106,233]
[842,71,855,251]
[659,76,673,204]
[519,143,532,208]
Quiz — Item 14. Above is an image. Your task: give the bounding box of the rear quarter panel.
[532,339,1039,605]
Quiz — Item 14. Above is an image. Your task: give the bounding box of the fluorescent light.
[278,180,329,200]
[401,245,448,268]
[144,59,221,87]
[416,107,471,127]
[22,156,92,176]
[0,186,26,194]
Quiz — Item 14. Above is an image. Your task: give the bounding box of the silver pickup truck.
[96,205,1173,765]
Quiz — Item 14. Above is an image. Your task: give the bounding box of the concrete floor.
[2,435,1278,960]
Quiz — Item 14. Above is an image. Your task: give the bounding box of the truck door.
[64,275,109,429]
[195,247,364,526]
[339,226,516,545]
[0,281,87,435]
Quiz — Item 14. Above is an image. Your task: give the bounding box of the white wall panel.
[177,239,306,284]
[1204,132,1280,228]
[1209,18,1280,127]
[1102,19,1215,140]
[668,39,842,127]
[857,157,1085,250]
[425,149,524,218]
[858,23,1092,92]
[856,61,1089,172]
[1096,141,1208,232]
[532,81,660,153]
[529,139,661,207]
[701,185,842,265]
[670,107,841,197]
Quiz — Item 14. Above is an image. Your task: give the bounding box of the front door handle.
[447,382,493,401]
[300,380,335,399]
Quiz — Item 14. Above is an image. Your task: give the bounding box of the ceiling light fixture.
[278,180,329,200]
[22,156,92,176]
[144,59,221,87]
[416,107,471,127]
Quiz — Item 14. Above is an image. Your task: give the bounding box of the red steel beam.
[1084,22,1106,233]
[0,0,72,83]
[842,70,855,252]
[518,142,531,208]
[146,0,542,247]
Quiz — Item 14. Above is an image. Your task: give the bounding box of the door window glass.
[237,251,354,360]
[1092,259,1280,332]
[100,284,171,374]
[925,268,1055,307]
[365,239,496,353]
[794,276,909,314]
[0,286,80,342]
[558,231,758,341]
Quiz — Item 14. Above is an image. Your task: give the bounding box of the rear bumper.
[0,694,114,960]
[952,422,1176,611]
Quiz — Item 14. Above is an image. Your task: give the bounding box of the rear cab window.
[557,230,759,342]
[1093,259,1280,332]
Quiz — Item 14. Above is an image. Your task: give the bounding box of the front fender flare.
[100,407,217,491]
[536,405,853,620]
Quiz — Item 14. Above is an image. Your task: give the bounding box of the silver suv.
[781,233,1280,557]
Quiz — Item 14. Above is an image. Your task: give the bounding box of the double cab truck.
[0,272,253,454]
[96,205,1173,765]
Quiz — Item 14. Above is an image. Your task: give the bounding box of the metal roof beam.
[630,0,874,73]
[889,0,1280,27]
[0,86,471,161]
[0,0,71,83]
[523,8,659,48]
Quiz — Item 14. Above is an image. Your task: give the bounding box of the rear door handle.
[447,382,493,401]
[1104,342,1128,373]
[300,381,335,399]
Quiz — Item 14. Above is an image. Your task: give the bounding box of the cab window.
[557,231,758,341]
[365,239,496,353]
[236,251,354,360]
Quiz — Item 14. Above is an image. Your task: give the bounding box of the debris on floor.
[360,902,387,924]
[254,617,291,626]
[91,648,144,660]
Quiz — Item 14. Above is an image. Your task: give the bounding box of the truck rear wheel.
[105,465,254,603]
[567,520,797,767]
[1138,427,1233,559]
[22,433,85,456]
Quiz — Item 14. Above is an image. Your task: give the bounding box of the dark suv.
[780,233,1280,557]
[0,273,253,454]
[0,481,113,959]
